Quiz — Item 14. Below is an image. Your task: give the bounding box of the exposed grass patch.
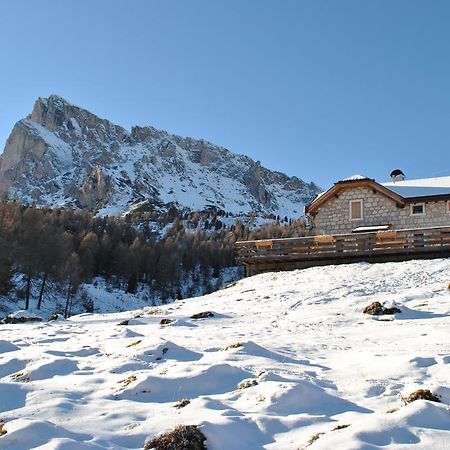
[144,425,206,450]
[306,424,351,447]
[190,311,214,319]
[121,375,137,387]
[160,318,173,325]
[10,371,30,382]
[413,303,428,308]
[0,420,6,436]
[143,307,164,315]
[331,424,350,431]
[126,339,142,348]
[221,342,242,351]
[238,379,258,390]
[174,399,190,409]
[402,389,441,404]
[4,315,42,324]
[307,432,324,446]
[385,407,400,414]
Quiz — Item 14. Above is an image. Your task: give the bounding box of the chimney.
[390,169,405,182]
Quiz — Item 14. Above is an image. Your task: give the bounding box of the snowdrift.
[0,259,449,449]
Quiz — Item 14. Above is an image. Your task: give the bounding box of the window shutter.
[351,201,362,219]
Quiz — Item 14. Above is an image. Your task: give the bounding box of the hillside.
[0,95,320,217]
[1,258,449,449]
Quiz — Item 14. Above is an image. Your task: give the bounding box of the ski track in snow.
[1,259,450,449]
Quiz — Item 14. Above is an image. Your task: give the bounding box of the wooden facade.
[235,226,450,276]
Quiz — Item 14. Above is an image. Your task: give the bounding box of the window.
[410,203,425,216]
[350,200,363,220]
[447,201,450,213]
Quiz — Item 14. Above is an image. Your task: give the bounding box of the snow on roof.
[352,225,390,233]
[308,175,370,206]
[382,176,450,198]
[341,174,369,181]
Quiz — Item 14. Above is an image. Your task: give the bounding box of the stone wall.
[313,186,450,235]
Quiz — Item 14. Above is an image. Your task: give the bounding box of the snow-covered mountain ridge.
[0,95,320,216]
[1,258,449,449]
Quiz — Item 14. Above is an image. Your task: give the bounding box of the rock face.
[0,95,321,216]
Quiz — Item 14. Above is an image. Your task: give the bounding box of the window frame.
[410,203,426,216]
[349,199,363,221]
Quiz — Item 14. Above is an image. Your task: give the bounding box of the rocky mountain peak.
[29,96,86,132]
[0,95,321,216]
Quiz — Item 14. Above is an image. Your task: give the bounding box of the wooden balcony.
[235,226,450,276]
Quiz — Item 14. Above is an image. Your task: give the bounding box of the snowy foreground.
[1,259,450,450]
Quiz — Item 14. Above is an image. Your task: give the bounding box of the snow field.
[0,259,450,449]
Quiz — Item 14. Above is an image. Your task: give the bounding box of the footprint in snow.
[365,384,387,398]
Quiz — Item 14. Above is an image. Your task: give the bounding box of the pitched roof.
[306,175,450,215]
[306,178,404,215]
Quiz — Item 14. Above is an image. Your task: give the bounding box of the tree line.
[0,200,307,315]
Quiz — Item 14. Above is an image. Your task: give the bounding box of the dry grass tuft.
[144,424,206,450]
[160,318,173,325]
[121,375,137,387]
[4,315,42,324]
[331,424,350,431]
[413,303,428,308]
[221,342,242,351]
[143,307,164,316]
[403,389,441,404]
[126,340,142,348]
[305,423,351,447]
[307,432,324,446]
[190,311,214,319]
[0,420,6,436]
[174,399,190,409]
[385,407,400,414]
[238,379,258,390]
[10,371,30,382]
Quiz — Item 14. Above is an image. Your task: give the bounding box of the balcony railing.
[235,226,450,275]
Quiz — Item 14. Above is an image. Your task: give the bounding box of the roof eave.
[403,193,450,203]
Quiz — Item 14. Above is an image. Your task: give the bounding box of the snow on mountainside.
[0,95,320,216]
[1,258,450,449]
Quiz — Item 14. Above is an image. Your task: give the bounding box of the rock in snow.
[0,95,321,217]
[0,258,449,449]
[2,310,43,324]
[362,301,402,315]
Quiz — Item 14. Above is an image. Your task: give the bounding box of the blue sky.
[1,0,450,188]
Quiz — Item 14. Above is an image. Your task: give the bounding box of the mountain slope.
[0,258,449,449]
[0,95,320,216]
